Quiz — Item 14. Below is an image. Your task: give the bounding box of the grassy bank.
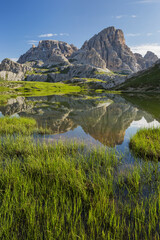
[130,127,160,161]
[0,80,85,105]
[0,117,51,135]
[0,134,160,239]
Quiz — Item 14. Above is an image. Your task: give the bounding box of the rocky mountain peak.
[134,51,159,69]
[144,51,158,62]
[18,40,78,65]
[81,26,139,73]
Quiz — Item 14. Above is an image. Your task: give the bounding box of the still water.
[0,93,160,161]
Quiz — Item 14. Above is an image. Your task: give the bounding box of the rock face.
[144,51,159,68]
[80,27,141,74]
[18,40,78,66]
[0,58,31,73]
[134,51,159,70]
[0,58,32,81]
[70,48,107,69]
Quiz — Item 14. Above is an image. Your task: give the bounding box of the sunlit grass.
[0,134,160,239]
[130,127,160,160]
[0,117,52,135]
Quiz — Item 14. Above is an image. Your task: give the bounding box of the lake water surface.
[0,93,160,162]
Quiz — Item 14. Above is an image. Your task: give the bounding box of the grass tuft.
[130,127,160,160]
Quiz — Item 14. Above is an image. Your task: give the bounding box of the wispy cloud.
[38,33,58,38]
[133,0,160,4]
[126,33,141,37]
[116,15,125,19]
[38,33,69,38]
[115,15,137,19]
[131,43,160,57]
[27,40,39,45]
[60,33,69,36]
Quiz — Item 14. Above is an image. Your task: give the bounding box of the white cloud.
[38,33,69,38]
[115,15,137,19]
[10,58,18,62]
[126,33,141,37]
[27,40,39,45]
[116,15,124,19]
[38,33,58,38]
[60,33,69,36]
[131,43,160,57]
[146,33,153,36]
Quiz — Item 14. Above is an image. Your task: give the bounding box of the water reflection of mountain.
[0,94,155,147]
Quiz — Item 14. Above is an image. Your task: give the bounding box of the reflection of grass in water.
[0,80,85,105]
[0,120,160,238]
[130,127,160,160]
[123,93,160,121]
[16,81,83,96]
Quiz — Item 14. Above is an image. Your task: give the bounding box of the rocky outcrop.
[134,51,159,70]
[144,51,159,68]
[69,48,107,69]
[0,58,32,81]
[18,40,78,66]
[81,27,141,74]
[0,58,32,74]
[0,71,25,81]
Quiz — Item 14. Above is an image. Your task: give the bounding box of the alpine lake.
[1,89,160,161]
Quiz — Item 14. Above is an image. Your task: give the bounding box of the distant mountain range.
[18,26,158,74]
[0,26,159,91]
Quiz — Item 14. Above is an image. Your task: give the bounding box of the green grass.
[0,117,52,135]
[0,136,160,239]
[130,127,160,161]
[0,80,85,105]
[16,81,83,96]
[94,70,114,76]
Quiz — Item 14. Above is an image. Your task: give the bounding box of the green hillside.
[116,62,160,92]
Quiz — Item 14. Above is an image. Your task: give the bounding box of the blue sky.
[0,0,160,61]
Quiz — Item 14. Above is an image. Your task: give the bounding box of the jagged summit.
[18,40,78,65]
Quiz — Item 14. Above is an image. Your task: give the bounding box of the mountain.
[134,51,158,70]
[72,27,158,74]
[115,60,160,92]
[0,26,159,88]
[16,27,158,75]
[18,40,78,67]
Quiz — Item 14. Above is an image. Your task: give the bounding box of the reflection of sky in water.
[43,117,160,159]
